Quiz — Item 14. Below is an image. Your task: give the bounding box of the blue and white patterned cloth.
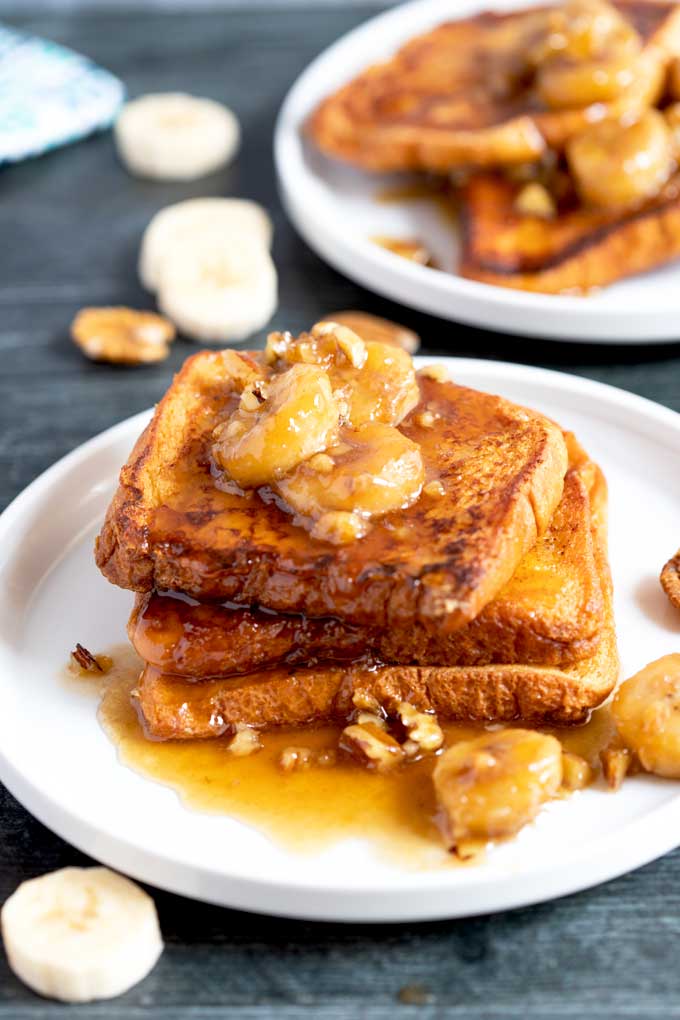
[0,24,124,164]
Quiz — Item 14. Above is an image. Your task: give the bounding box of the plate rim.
[2,358,680,922]
[274,0,680,343]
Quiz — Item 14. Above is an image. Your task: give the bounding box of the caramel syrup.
[376,177,459,227]
[71,645,617,867]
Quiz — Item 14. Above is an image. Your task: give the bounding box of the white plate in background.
[1,359,680,922]
[275,0,680,343]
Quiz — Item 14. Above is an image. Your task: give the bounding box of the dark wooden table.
[2,5,680,1018]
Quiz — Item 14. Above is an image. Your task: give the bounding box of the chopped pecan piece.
[600,747,631,790]
[561,752,593,790]
[71,307,175,365]
[69,644,112,675]
[227,725,263,757]
[340,721,405,772]
[397,702,444,756]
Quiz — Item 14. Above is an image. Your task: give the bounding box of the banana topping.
[213,322,429,544]
[213,363,340,488]
[612,654,680,778]
[433,729,563,853]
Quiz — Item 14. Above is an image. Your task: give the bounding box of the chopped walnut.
[397,702,444,755]
[311,510,368,545]
[514,182,556,219]
[311,321,367,369]
[356,711,388,730]
[352,690,383,714]
[423,479,446,498]
[69,644,113,675]
[340,721,405,773]
[227,725,263,757]
[308,452,335,474]
[278,746,337,772]
[561,752,593,791]
[419,363,450,383]
[239,380,269,412]
[71,307,175,365]
[600,747,632,790]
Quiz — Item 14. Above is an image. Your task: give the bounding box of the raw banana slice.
[139,198,273,292]
[157,235,277,343]
[114,92,240,181]
[1,867,163,1003]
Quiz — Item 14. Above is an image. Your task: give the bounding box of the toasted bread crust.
[460,173,680,294]
[134,457,617,738]
[308,1,680,172]
[129,450,603,675]
[96,353,568,631]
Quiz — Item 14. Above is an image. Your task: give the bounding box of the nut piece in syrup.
[71,307,175,365]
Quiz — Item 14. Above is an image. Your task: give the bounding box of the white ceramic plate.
[275,0,680,343]
[1,359,680,923]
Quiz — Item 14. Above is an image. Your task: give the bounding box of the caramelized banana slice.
[567,110,674,210]
[612,654,680,778]
[213,363,339,488]
[268,324,420,428]
[276,422,424,520]
[537,50,639,109]
[433,730,563,851]
[340,341,420,428]
[532,0,637,63]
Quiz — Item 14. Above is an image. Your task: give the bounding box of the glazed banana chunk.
[213,363,340,487]
[433,730,563,852]
[267,323,419,428]
[567,110,674,210]
[612,654,680,778]
[276,421,425,518]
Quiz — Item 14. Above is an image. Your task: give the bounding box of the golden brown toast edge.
[459,173,680,294]
[129,444,605,676]
[134,452,617,738]
[96,351,568,632]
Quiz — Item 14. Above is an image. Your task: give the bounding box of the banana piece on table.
[115,92,240,180]
[157,234,277,343]
[1,867,163,1003]
[139,197,273,292]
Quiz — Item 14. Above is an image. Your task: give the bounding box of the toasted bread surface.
[134,457,617,738]
[129,447,603,675]
[308,1,680,172]
[96,352,568,631]
[460,172,680,293]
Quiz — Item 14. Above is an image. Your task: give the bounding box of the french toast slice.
[129,441,604,675]
[133,455,617,738]
[309,1,680,172]
[459,171,680,293]
[96,352,568,632]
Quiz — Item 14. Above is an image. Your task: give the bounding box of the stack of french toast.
[309,0,680,293]
[95,321,618,748]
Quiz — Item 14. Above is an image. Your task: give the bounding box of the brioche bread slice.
[96,352,567,632]
[460,172,680,294]
[308,1,680,172]
[129,439,604,675]
[133,459,617,737]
